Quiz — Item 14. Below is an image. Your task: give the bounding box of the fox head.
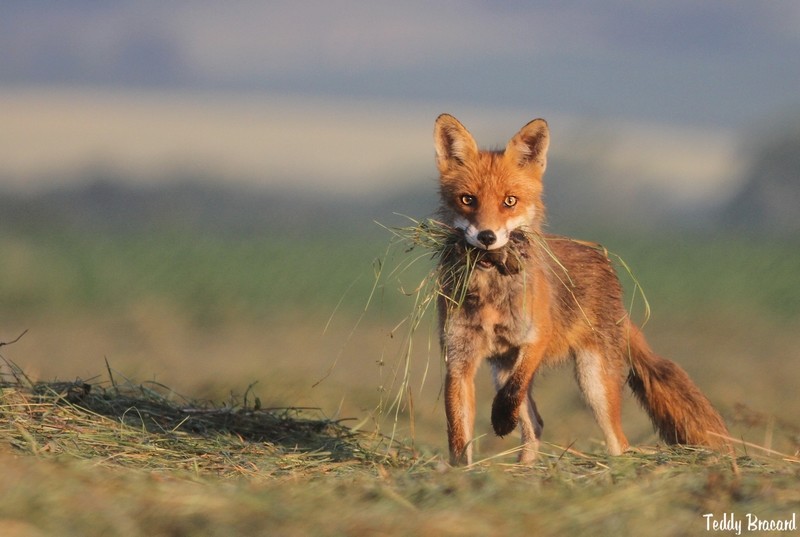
[434,114,549,250]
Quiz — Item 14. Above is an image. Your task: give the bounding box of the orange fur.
[434,114,730,465]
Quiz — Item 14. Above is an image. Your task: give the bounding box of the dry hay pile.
[0,358,402,478]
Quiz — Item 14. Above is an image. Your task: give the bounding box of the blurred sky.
[1,1,799,204]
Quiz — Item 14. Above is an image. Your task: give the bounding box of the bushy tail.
[626,323,731,450]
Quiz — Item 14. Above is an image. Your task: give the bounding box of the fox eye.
[460,194,476,206]
[503,196,517,208]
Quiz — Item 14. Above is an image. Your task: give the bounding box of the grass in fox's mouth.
[380,217,527,310]
[381,217,651,325]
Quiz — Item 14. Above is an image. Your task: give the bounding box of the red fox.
[433,113,730,465]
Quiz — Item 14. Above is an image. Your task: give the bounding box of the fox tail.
[625,323,731,450]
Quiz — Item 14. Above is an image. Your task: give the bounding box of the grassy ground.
[1,227,799,535]
[1,366,798,537]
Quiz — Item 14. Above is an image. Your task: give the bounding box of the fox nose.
[476,230,497,248]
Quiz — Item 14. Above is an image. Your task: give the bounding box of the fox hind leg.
[518,384,544,463]
[574,349,629,455]
[529,384,544,438]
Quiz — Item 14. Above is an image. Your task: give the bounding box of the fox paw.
[491,389,519,437]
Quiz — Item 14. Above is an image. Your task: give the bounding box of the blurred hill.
[0,176,693,239]
[0,178,438,239]
[2,114,797,237]
[719,122,800,235]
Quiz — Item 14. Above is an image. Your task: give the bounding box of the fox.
[433,113,730,465]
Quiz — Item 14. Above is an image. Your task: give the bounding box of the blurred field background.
[1,3,799,535]
[2,134,799,458]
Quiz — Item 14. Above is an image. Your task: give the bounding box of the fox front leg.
[491,342,547,439]
[444,359,478,466]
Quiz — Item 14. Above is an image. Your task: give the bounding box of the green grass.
[599,232,800,323]
[2,228,798,323]
[0,230,391,322]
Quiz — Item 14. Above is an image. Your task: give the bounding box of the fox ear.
[434,114,478,172]
[505,119,549,172]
